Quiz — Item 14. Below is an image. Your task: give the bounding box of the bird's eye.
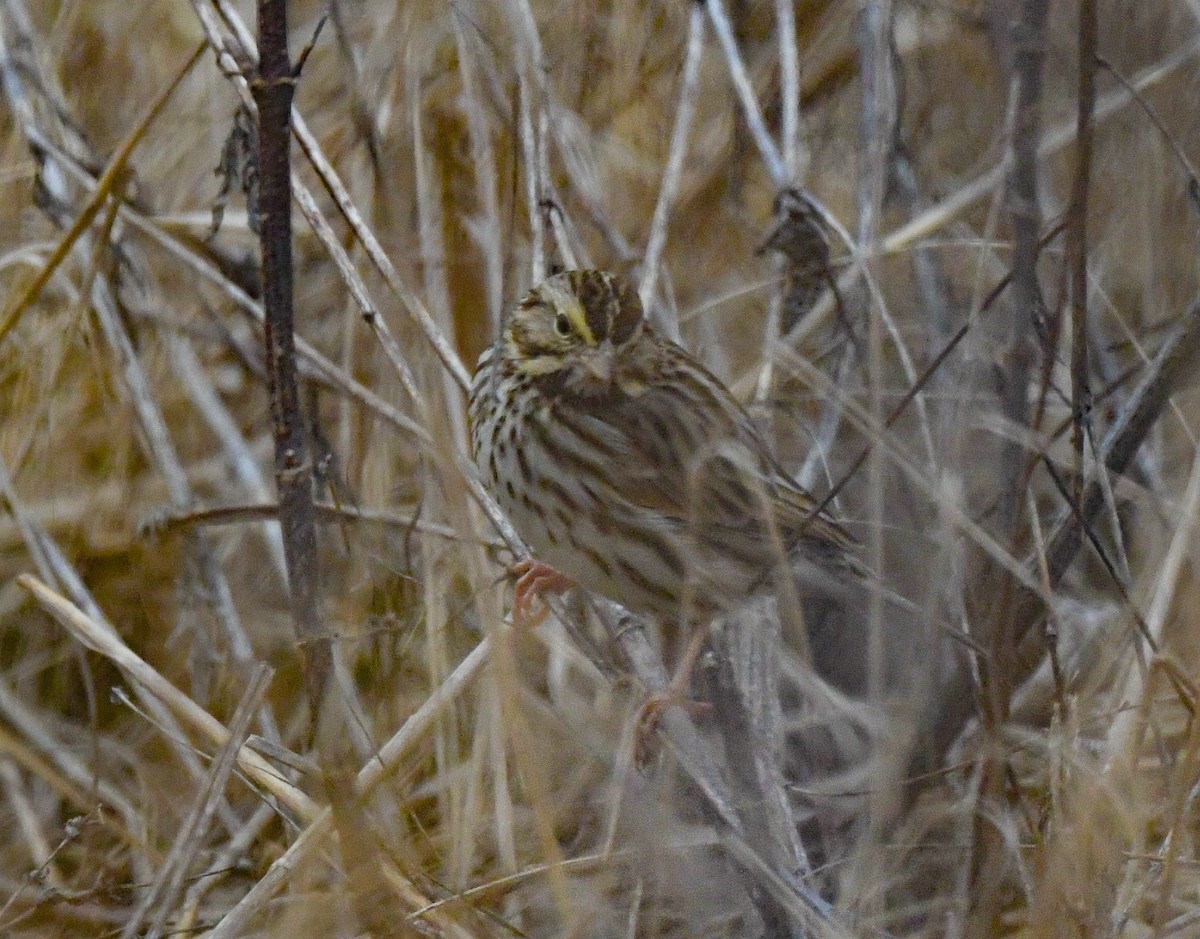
[554,313,571,336]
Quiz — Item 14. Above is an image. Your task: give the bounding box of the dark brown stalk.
[806,221,1067,527]
[1094,58,1200,217]
[989,0,1049,714]
[1067,0,1097,508]
[1032,0,1102,703]
[921,298,1200,765]
[254,0,329,713]
[968,2,1050,933]
[1031,299,1200,626]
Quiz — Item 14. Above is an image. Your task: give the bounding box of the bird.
[468,269,860,728]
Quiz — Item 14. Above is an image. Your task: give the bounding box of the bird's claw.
[634,690,713,766]
[511,559,573,628]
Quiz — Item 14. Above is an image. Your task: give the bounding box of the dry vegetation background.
[2,0,1200,936]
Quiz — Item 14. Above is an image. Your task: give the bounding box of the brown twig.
[0,42,205,347]
[805,221,1068,526]
[923,298,1200,767]
[143,499,504,549]
[969,2,1050,931]
[1095,56,1200,217]
[0,2,284,803]
[1067,0,1097,510]
[1038,298,1200,612]
[253,0,328,713]
[128,665,271,939]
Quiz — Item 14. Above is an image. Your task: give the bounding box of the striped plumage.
[468,269,856,627]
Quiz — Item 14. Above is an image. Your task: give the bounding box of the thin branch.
[1096,56,1200,215]
[133,666,271,939]
[0,43,205,346]
[639,2,705,339]
[204,0,472,393]
[881,37,1200,254]
[1025,490,1067,718]
[971,3,1051,923]
[253,0,329,710]
[146,499,505,548]
[1067,0,1098,508]
[923,298,1200,767]
[18,575,318,820]
[774,0,802,177]
[452,9,505,331]
[857,0,895,706]
[518,68,544,283]
[705,0,787,184]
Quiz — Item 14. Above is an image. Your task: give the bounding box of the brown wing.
[771,475,857,559]
[563,336,853,562]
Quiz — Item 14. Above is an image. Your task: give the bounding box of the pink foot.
[511,559,573,628]
[634,692,713,766]
[634,628,713,765]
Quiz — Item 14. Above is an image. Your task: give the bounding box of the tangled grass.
[2,1,1200,936]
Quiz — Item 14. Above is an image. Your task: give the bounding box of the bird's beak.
[584,341,615,383]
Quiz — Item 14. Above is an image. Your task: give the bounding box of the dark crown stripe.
[560,269,643,345]
[609,277,643,344]
[573,270,615,343]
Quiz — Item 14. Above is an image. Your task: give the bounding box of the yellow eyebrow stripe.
[566,300,596,345]
[543,279,597,346]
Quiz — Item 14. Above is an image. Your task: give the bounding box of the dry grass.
[2,0,1200,936]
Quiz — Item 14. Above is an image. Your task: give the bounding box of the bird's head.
[503,269,646,392]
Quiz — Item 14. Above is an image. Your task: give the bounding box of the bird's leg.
[511,558,574,628]
[635,625,713,764]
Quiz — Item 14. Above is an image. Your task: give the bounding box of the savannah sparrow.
[468,270,857,655]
